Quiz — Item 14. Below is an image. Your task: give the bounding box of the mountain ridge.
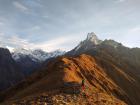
[0,32,140,105]
[0,54,128,105]
[67,32,140,105]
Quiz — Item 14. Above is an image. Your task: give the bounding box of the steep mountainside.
[0,54,127,105]
[0,48,24,91]
[68,32,140,105]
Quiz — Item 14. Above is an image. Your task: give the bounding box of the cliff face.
[0,48,24,91]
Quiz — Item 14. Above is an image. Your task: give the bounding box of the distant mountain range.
[0,47,65,90]
[12,49,65,62]
[12,49,65,75]
[0,32,140,105]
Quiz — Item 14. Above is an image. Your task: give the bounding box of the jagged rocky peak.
[102,39,122,48]
[0,47,12,60]
[0,47,10,55]
[87,32,97,40]
[86,32,102,45]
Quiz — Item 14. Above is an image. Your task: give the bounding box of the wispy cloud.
[114,0,127,3]
[0,32,4,36]
[0,33,32,49]
[7,36,31,48]
[0,22,4,25]
[13,1,28,12]
[0,33,81,52]
[115,26,140,47]
[119,0,126,2]
[0,0,139,50]
[129,27,140,33]
[42,15,49,19]
[31,26,41,31]
[34,37,74,51]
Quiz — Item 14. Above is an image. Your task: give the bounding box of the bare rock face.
[86,32,102,44]
[0,48,24,91]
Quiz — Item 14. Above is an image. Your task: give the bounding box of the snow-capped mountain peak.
[12,48,65,62]
[86,32,101,45]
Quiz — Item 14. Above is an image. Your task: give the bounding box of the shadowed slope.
[0,48,24,91]
[67,33,140,105]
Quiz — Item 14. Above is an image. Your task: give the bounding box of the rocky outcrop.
[0,48,24,91]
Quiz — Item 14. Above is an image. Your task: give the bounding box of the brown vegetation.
[0,54,128,105]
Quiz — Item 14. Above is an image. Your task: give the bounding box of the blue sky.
[0,0,140,52]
